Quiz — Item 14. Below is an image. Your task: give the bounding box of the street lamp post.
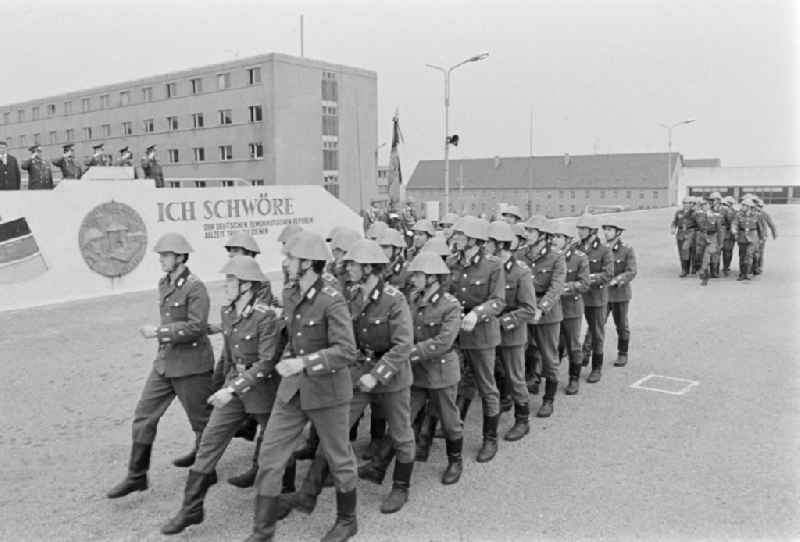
[426,52,489,213]
[659,119,695,199]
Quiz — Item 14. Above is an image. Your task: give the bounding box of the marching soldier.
[751,197,777,275]
[246,231,359,542]
[107,233,215,499]
[20,145,54,189]
[141,144,165,188]
[519,215,548,393]
[439,212,460,240]
[86,143,113,167]
[51,144,83,179]
[577,214,613,383]
[500,204,524,225]
[161,256,288,534]
[448,218,506,462]
[601,220,637,365]
[378,228,411,292]
[731,196,762,281]
[551,222,589,395]
[718,195,737,276]
[671,196,697,277]
[408,219,436,260]
[693,199,724,285]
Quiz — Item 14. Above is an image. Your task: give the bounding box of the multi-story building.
[681,163,800,204]
[406,152,682,217]
[0,53,378,211]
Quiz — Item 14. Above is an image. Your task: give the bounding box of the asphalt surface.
[1,206,798,542]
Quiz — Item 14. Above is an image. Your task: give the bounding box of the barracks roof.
[407,152,682,191]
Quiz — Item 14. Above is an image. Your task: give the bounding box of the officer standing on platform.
[107,233,215,499]
[141,144,165,188]
[671,196,697,277]
[247,231,358,542]
[86,143,112,167]
[602,220,637,366]
[116,147,141,178]
[20,145,54,189]
[51,144,83,179]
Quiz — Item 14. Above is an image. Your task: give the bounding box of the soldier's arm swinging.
[156,281,211,345]
[370,299,413,385]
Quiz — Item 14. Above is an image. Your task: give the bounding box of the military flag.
[0,217,48,284]
[387,110,405,205]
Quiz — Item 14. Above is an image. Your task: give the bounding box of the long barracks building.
[0,53,378,212]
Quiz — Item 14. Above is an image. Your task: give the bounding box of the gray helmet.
[220,255,267,282]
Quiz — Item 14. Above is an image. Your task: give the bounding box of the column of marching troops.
[671,192,777,284]
[104,204,639,541]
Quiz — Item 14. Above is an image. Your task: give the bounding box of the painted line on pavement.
[630,373,700,395]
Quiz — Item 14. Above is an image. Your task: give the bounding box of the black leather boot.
[537,379,557,417]
[586,352,603,383]
[700,269,709,286]
[358,437,395,485]
[380,460,413,514]
[476,414,499,463]
[504,403,530,441]
[565,353,582,395]
[441,438,463,485]
[173,432,202,468]
[161,470,216,535]
[615,339,629,367]
[229,423,266,488]
[245,495,279,542]
[321,489,358,542]
[293,425,320,461]
[107,442,151,499]
[679,260,689,277]
[276,455,327,520]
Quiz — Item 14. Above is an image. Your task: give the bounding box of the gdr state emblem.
[79,201,148,277]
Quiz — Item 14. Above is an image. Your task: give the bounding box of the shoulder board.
[485,254,500,262]
[253,302,271,314]
[185,274,200,285]
[321,285,340,298]
[384,284,400,297]
[444,293,460,304]
[515,259,530,269]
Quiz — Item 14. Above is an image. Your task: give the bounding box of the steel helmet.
[440,212,459,226]
[552,221,574,238]
[330,228,362,253]
[501,204,523,220]
[511,223,528,239]
[153,232,193,254]
[524,214,546,231]
[412,219,436,236]
[224,232,261,254]
[682,195,693,204]
[709,191,722,200]
[422,235,452,257]
[220,255,267,282]
[488,220,515,242]
[377,228,406,249]
[344,239,390,264]
[366,220,389,240]
[285,231,331,261]
[753,197,764,207]
[601,219,625,231]
[723,195,735,205]
[536,219,558,235]
[278,224,304,244]
[407,251,450,275]
[452,215,476,233]
[575,214,601,230]
[462,217,490,241]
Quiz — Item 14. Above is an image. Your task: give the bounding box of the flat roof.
[682,165,800,187]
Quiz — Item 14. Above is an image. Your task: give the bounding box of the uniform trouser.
[696,235,720,274]
[525,324,543,381]
[738,241,755,272]
[255,395,356,497]
[348,388,415,463]
[582,305,607,356]
[132,368,213,445]
[560,316,582,355]
[410,386,462,441]
[754,239,766,272]
[605,302,630,343]
[498,345,530,405]
[531,323,560,382]
[676,232,694,263]
[722,237,735,270]
[458,352,478,401]
[192,396,269,474]
[462,348,500,417]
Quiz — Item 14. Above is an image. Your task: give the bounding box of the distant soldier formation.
[671,192,777,283]
[106,202,642,542]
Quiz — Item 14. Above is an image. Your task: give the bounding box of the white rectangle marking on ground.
[630,373,699,395]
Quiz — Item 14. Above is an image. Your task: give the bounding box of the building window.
[218,109,232,125]
[558,190,564,199]
[142,87,153,102]
[570,205,576,213]
[143,118,154,133]
[32,107,40,120]
[546,192,552,199]
[559,204,564,213]
[612,190,618,199]
[217,73,231,90]
[219,145,233,161]
[121,121,133,136]
[100,95,110,109]
[249,142,264,160]
[81,98,91,112]
[101,124,111,137]
[190,78,202,94]
[166,116,179,130]
[600,190,605,199]
[19,135,26,146]
[323,174,340,198]
[247,67,261,85]
[249,105,263,122]
[193,147,205,162]
[569,190,575,199]
[194,181,207,188]
[49,131,57,144]
[168,149,179,163]
[653,191,659,199]
[3,112,9,124]
[626,190,632,199]
[192,113,204,128]
[47,104,56,116]
[65,129,74,142]
[65,101,73,115]
[166,82,177,98]
[322,105,338,136]
[17,109,25,122]
[323,141,338,170]
[83,127,93,140]
[322,72,338,101]
[584,190,590,198]
[251,178,265,186]
[639,192,645,199]
[33,133,41,144]
[119,91,130,106]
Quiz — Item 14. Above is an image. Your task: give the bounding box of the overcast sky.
[1,0,797,172]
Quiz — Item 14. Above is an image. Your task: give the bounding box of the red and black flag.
[0,217,48,283]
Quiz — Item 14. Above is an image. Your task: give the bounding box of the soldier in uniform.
[693,199,724,286]
[378,228,411,292]
[20,145,54,190]
[751,197,777,275]
[448,218,506,462]
[489,221,536,438]
[141,144,165,188]
[731,196,762,281]
[718,195,737,276]
[602,220,637,366]
[551,222,589,395]
[671,196,697,277]
[408,219,436,260]
[107,233,215,499]
[86,143,113,168]
[439,212,459,240]
[0,140,21,190]
[518,216,548,394]
[115,146,142,178]
[51,144,83,179]
[577,214,613,383]
[161,256,288,534]
[406,251,465,484]
[500,205,524,225]
[246,231,359,542]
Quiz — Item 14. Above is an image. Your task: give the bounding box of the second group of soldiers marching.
[105,204,638,542]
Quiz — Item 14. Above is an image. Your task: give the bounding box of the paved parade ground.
[1,206,799,542]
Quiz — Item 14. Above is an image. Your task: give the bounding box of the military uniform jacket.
[756,210,777,240]
[561,245,590,319]
[141,157,165,187]
[448,250,506,350]
[580,237,613,308]
[0,154,21,190]
[498,258,536,346]
[383,258,411,294]
[607,240,637,303]
[731,211,762,244]
[20,157,53,190]
[518,240,546,269]
[408,287,462,389]
[223,299,282,414]
[530,246,566,325]
[86,154,113,167]
[349,281,413,393]
[154,267,215,377]
[671,209,697,240]
[51,156,83,179]
[695,210,725,247]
